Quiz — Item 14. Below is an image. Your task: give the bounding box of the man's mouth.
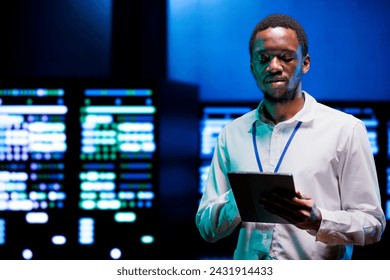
[265,76,286,84]
[265,77,287,87]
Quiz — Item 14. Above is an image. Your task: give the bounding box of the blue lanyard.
[252,121,302,173]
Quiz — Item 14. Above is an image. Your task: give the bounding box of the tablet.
[227,171,296,223]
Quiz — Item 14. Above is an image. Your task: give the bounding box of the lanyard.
[252,121,302,173]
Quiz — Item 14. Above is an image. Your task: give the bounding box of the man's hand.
[259,191,322,231]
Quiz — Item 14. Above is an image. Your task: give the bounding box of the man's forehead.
[255,27,298,42]
[257,27,294,38]
[253,27,300,52]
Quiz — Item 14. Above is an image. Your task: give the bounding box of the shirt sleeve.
[314,121,386,246]
[195,128,242,242]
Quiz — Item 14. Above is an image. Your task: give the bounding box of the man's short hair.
[249,13,309,59]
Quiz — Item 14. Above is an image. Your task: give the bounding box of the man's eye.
[281,56,293,62]
[259,55,269,63]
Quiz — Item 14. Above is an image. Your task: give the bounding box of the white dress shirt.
[195,91,386,259]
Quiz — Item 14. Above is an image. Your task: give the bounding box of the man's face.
[250,27,310,103]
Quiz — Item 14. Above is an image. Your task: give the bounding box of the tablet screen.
[228,171,296,223]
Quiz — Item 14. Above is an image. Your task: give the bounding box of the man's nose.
[267,57,283,73]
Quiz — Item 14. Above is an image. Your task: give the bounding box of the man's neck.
[263,93,305,124]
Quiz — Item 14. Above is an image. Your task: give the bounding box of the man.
[195,13,386,259]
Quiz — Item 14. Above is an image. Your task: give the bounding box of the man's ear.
[302,54,310,74]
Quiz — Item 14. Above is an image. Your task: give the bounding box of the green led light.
[79,172,86,180]
[15,193,27,199]
[114,212,137,223]
[96,200,121,210]
[83,106,156,114]
[140,235,154,244]
[80,192,97,200]
[80,200,96,210]
[0,88,63,97]
[32,192,47,200]
[98,172,113,180]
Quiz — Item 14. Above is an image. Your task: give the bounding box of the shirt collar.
[252,90,317,129]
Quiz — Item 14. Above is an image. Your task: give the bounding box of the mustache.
[264,75,287,83]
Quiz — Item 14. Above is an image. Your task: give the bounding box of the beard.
[262,82,300,104]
